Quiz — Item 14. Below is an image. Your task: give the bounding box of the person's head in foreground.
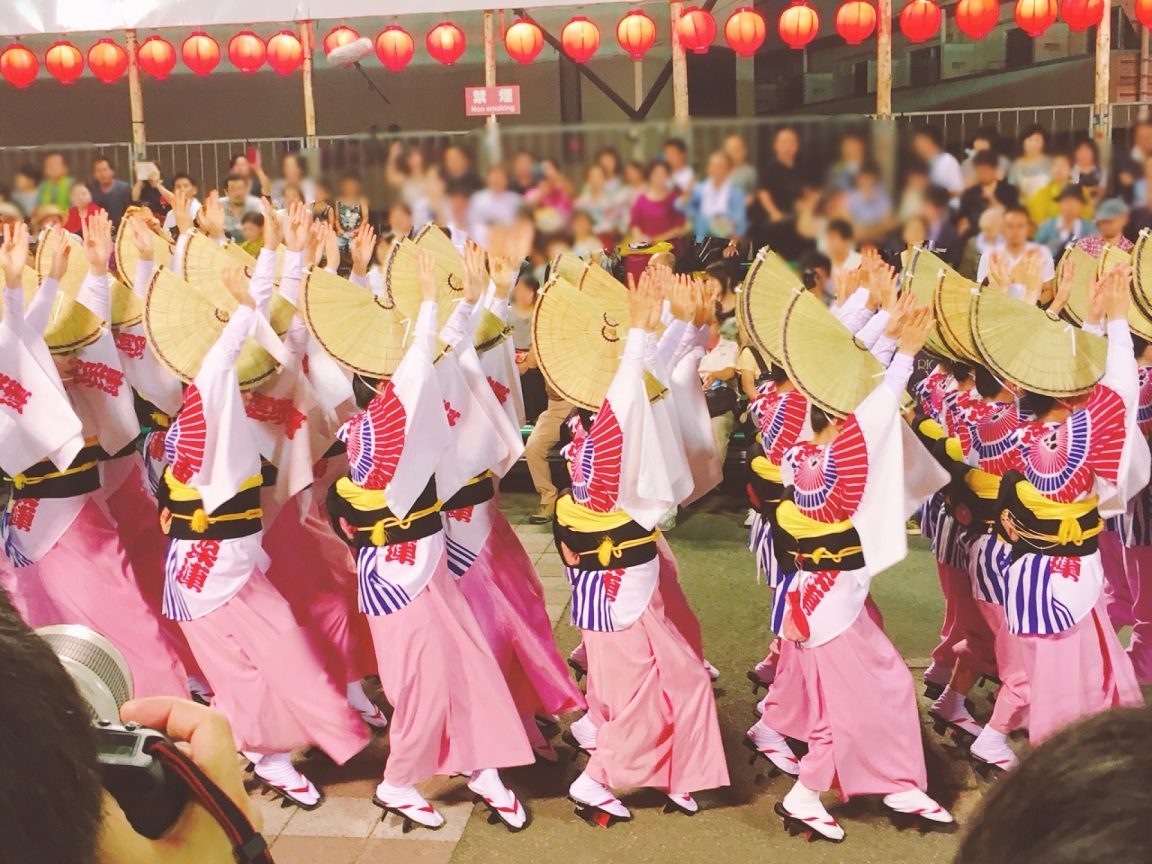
[954,707,1152,864]
[0,587,259,864]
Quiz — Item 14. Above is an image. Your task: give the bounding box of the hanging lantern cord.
[353,62,391,104]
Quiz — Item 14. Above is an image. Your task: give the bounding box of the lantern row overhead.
[0,1,1136,88]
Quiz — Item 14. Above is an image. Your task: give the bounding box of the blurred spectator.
[443,144,483,195]
[511,273,547,422]
[1076,198,1133,255]
[620,160,647,210]
[508,150,539,195]
[1131,154,1152,210]
[63,183,102,234]
[570,210,605,259]
[229,151,270,198]
[525,159,573,234]
[824,219,861,302]
[797,250,832,297]
[386,202,415,242]
[1071,139,1106,206]
[663,138,695,194]
[11,165,39,220]
[1009,125,1053,201]
[0,202,22,226]
[898,214,929,269]
[386,144,430,209]
[977,206,1055,297]
[699,316,741,470]
[752,127,807,258]
[132,162,170,220]
[32,205,64,234]
[961,126,1010,187]
[1035,186,1095,258]
[335,174,369,253]
[921,184,962,266]
[723,134,757,197]
[1116,118,1152,201]
[827,132,867,192]
[311,178,336,228]
[846,162,893,241]
[911,125,963,203]
[161,173,200,234]
[629,161,687,246]
[574,164,627,240]
[897,159,930,224]
[1027,153,1090,227]
[270,153,315,207]
[685,152,746,242]
[222,172,262,242]
[595,148,623,195]
[238,211,265,257]
[959,206,1004,280]
[468,165,522,248]
[958,150,1019,235]
[445,188,472,246]
[37,151,74,212]
[87,156,131,228]
[706,263,737,323]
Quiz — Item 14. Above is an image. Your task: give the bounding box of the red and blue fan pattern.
[339,386,407,490]
[785,417,868,523]
[568,401,622,513]
[1137,366,1152,439]
[753,388,808,466]
[166,384,206,484]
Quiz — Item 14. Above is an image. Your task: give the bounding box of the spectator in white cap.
[1076,197,1132,256]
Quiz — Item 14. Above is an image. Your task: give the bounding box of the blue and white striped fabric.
[162,544,192,622]
[356,547,414,616]
[924,492,945,552]
[1005,554,1078,635]
[748,512,782,588]
[969,533,1010,606]
[2,533,31,568]
[566,567,615,632]
[769,571,797,637]
[935,513,970,571]
[445,536,478,578]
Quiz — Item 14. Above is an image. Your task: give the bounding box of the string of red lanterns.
[3,3,1152,90]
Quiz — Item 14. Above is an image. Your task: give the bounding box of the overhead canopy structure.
[0,0,625,37]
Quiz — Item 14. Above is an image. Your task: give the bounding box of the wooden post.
[1141,26,1150,107]
[124,29,146,161]
[299,20,318,148]
[483,10,501,165]
[1094,0,1113,173]
[670,0,690,125]
[875,0,893,120]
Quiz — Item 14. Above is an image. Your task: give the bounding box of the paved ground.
[251,479,994,864]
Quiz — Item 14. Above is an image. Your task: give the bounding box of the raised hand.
[222,265,254,309]
[81,210,112,275]
[323,225,340,271]
[898,305,934,357]
[1021,253,1045,307]
[261,198,281,251]
[668,275,692,323]
[306,222,329,268]
[415,249,438,303]
[987,249,1011,294]
[884,290,918,339]
[169,186,194,235]
[200,190,226,240]
[1049,256,1074,316]
[283,202,311,253]
[47,224,72,280]
[462,240,487,304]
[128,213,156,261]
[0,221,30,288]
[1102,261,1133,323]
[487,251,515,300]
[350,224,377,277]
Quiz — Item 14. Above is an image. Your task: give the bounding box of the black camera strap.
[145,738,274,864]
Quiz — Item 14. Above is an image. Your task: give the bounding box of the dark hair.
[1003,205,1032,223]
[596,147,621,175]
[91,155,114,170]
[827,219,854,241]
[663,138,688,155]
[1074,138,1100,161]
[956,708,1152,864]
[517,274,541,293]
[952,362,973,384]
[224,172,248,188]
[42,150,67,164]
[798,250,832,276]
[1023,390,1056,417]
[705,262,734,295]
[353,375,381,410]
[229,153,250,168]
[281,152,305,171]
[857,161,880,178]
[973,150,1000,169]
[970,125,1000,152]
[15,163,40,183]
[172,172,196,188]
[767,362,790,385]
[646,160,671,180]
[1133,334,1149,360]
[1021,124,1050,149]
[0,588,104,864]
[914,124,944,149]
[973,365,1003,399]
[240,212,264,228]
[810,404,834,433]
[388,202,413,217]
[924,184,952,210]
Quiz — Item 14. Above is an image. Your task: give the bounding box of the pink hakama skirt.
[367,560,535,787]
[263,494,377,685]
[772,604,927,799]
[656,535,705,659]
[179,566,369,763]
[454,509,586,732]
[977,600,1030,734]
[581,578,729,794]
[33,499,188,698]
[1123,545,1152,684]
[1100,530,1134,628]
[1017,596,1144,746]
[930,561,970,670]
[952,589,998,678]
[0,551,59,626]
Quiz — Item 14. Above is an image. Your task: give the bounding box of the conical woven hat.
[532,276,666,411]
[1133,229,1152,321]
[551,252,590,286]
[144,266,279,389]
[383,237,459,332]
[114,207,174,288]
[33,230,142,328]
[110,279,144,329]
[180,232,255,287]
[971,289,1106,397]
[933,267,982,364]
[740,247,804,364]
[1058,243,1151,340]
[781,289,884,419]
[300,266,413,378]
[474,309,511,354]
[413,224,466,301]
[902,246,956,361]
[26,244,105,354]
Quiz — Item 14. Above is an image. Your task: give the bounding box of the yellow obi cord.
[1012,482,1102,546]
[163,469,263,533]
[774,501,863,566]
[555,495,659,567]
[750,455,783,483]
[964,467,1001,500]
[334,477,442,546]
[6,461,99,491]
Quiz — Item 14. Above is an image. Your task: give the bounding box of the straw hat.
[1134,229,1152,320]
[971,289,1106,397]
[902,246,958,360]
[738,247,805,364]
[179,231,255,286]
[37,229,147,330]
[932,266,982,364]
[551,252,591,286]
[383,236,460,332]
[532,275,665,411]
[1059,242,1152,342]
[299,266,414,378]
[474,309,512,354]
[413,223,465,299]
[114,206,174,289]
[143,266,279,389]
[26,241,106,353]
[780,289,883,418]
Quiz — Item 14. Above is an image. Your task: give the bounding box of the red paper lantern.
[901,0,943,41]
[835,1,877,44]
[505,18,544,64]
[617,10,658,59]
[1138,0,1152,27]
[266,30,303,75]
[1015,0,1058,35]
[138,36,177,80]
[678,7,718,54]
[324,25,360,56]
[375,26,415,72]
[727,7,769,55]
[427,21,466,66]
[561,17,600,63]
[0,44,38,89]
[229,31,266,74]
[1061,0,1104,31]
[955,0,1000,37]
[182,32,220,76]
[777,3,818,50]
[87,39,127,84]
[45,41,84,85]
